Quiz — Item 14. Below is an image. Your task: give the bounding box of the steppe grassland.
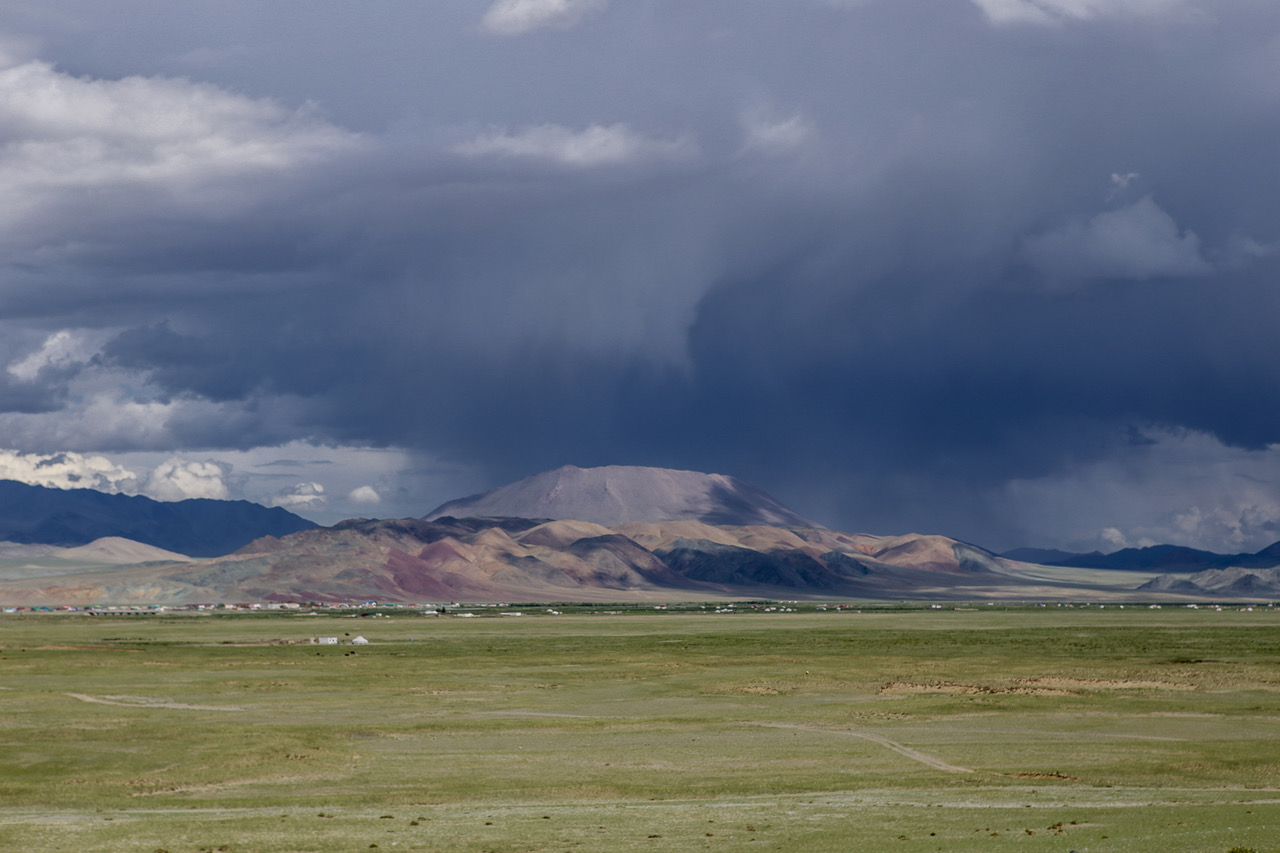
[1,607,1278,852]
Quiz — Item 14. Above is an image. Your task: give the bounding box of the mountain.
[0,480,317,557]
[1004,542,1280,573]
[1138,566,1280,597]
[0,516,1036,606]
[1053,544,1240,573]
[59,537,192,564]
[425,465,820,528]
[4,465,1266,606]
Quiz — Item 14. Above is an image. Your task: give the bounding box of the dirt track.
[65,692,244,711]
[751,722,974,773]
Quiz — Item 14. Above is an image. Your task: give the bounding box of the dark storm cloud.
[3,1,1280,548]
[0,371,67,415]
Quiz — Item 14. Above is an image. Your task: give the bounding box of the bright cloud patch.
[347,485,382,505]
[971,0,1195,25]
[740,108,814,156]
[0,449,139,493]
[1003,428,1280,554]
[6,330,97,382]
[456,123,695,167]
[480,0,606,36]
[268,481,326,510]
[1100,503,1280,553]
[143,458,231,501]
[1023,196,1212,281]
[0,59,358,223]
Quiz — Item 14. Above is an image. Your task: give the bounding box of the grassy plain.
[1,606,1279,852]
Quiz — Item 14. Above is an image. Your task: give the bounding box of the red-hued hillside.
[0,467,1178,605]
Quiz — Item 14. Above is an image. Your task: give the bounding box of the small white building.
[312,636,339,645]
[351,635,370,645]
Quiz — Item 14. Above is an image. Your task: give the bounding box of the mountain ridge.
[0,479,317,557]
[1003,541,1280,573]
[2,465,1273,605]
[0,515,1029,606]
[426,465,820,529]
[1139,566,1280,597]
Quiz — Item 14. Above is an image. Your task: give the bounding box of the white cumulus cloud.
[456,123,696,167]
[6,330,96,382]
[143,458,231,501]
[1003,428,1280,554]
[1023,195,1212,281]
[1097,502,1280,555]
[347,485,382,505]
[0,59,360,226]
[480,0,606,36]
[268,481,326,510]
[0,449,139,493]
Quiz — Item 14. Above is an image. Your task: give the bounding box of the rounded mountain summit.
[424,465,820,529]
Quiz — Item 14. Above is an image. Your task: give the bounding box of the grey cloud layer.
[2,0,1280,550]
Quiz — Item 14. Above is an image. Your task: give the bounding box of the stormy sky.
[2,0,1280,554]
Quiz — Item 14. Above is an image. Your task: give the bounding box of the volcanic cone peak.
[424,465,820,529]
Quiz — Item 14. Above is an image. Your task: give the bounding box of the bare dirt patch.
[1006,771,1080,780]
[65,693,245,711]
[878,681,1073,696]
[751,722,974,774]
[129,774,315,797]
[32,644,127,651]
[879,676,1197,696]
[1020,676,1196,691]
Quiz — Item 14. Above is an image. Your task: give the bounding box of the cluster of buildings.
[0,601,454,615]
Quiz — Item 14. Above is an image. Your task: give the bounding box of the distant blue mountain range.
[0,480,317,558]
[1002,542,1280,573]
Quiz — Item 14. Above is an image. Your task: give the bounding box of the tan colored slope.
[612,523,978,573]
[862,534,971,570]
[613,520,747,549]
[730,526,817,552]
[514,520,616,549]
[0,567,216,606]
[0,517,1149,606]
[162,518,686,604]
[60,537,193,564]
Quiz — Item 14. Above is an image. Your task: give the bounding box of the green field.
[2,606,1279,852]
